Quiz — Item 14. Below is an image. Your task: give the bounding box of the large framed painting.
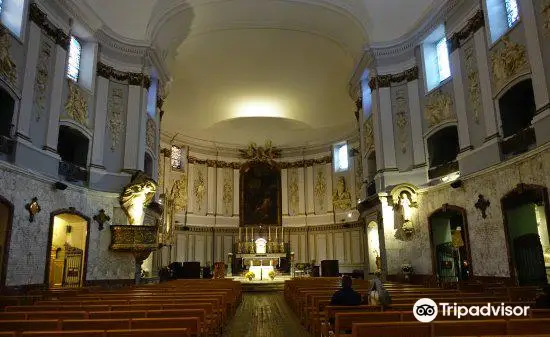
[239,161,282,227]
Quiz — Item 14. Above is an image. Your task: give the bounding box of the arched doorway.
[428,205,472,285]
[0,195,13,286]
[45,209,91,288]
[502,184,550,286]
[366,221,381,274]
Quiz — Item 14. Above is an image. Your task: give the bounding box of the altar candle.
[268,226,271,241]
[239,227,242,242]
[251,228,254,241]
[275,227,278,240]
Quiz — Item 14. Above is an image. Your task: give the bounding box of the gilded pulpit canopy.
[120,171,157,225]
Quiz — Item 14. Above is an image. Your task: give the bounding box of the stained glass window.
[436,37,451,82]
[67,36,81,82]
[171,145,182,170]
[505,0,519,28]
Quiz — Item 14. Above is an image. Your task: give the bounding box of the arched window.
[67,36,81,82]
[144,152,153,178]
[499,79,536,157]
[57,126,89,183]
[427,126,459,180]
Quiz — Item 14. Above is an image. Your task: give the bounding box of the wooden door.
[513,233,546,286]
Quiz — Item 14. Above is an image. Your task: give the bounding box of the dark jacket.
[535,294,550,308]
[330,287,362,306]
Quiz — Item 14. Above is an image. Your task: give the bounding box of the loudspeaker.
[321,260,339,277]
[451,180,463,189]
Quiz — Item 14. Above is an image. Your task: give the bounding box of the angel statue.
[119,171,157,225]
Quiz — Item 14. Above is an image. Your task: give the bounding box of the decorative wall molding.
[29,3,69,50]
[464,45,481,124]
[368,66,419,90]
[33,40,52,121]
[146,117,155,150]
[0,28,17,86]
[65,80,89,127]
[333,176,352,211]
[187,155,332,169]
[96,62,151,89]
[424,90,455,129]
[107,87,125,151]
[448,10,485,53]
[393,87,409,153]
[170,176,188,213]
[288,168,299,216]
[222,168,233,216]
[363,117,374,154]
[193,165,207,214]
[490,37,530,94]
[313,165,327,214]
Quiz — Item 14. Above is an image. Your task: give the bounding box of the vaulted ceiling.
[80,0,441,147]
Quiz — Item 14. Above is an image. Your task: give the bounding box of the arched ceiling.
[80,0,441,147]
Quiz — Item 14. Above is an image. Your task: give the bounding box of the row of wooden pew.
[284,277,550,336]
[0,279,242,336]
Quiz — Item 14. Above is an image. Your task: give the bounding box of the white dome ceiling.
[80,0,442,147]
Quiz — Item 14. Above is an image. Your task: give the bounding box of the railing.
[58,161,88,183]
[501,126,536,157]
[428,160,459,180]
[0,135,14,155]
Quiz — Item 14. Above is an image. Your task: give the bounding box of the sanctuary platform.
[231,275,292,292]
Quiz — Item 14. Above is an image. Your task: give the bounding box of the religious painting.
[239,161,281,227]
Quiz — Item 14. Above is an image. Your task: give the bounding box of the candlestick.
[239,227,242,242]
[275,227,278,241]
[251,228,254,241]
[268,226,271,242]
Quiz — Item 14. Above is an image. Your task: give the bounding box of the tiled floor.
[223,292,311,337]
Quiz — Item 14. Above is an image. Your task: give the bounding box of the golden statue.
[120,171,157,225]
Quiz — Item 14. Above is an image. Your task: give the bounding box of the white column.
[371,88,384,171]
[407,79,425,166]
[124,85,144,170]
[378,87,397,169]
[90,75,109,168]
[281,169,288,215]
[233,169,239,216]
[16,22,41,141]
[207,166,216,215]
[521,0,550,114]
[450,49,472,151]
[305,165,314,215]
[43,44,68,154]
[473,29,498,139]
[137,87,148,170]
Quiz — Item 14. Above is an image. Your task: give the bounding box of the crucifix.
[474,194,490,219]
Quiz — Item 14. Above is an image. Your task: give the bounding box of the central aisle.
[223,292,311,337]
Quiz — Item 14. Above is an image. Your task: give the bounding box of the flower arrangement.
[401,263,413,273]
[245,271,255,280]
[268,270,276,280]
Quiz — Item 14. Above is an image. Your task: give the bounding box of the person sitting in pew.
[330,275,362,306]
[365,271,392,309]
[535,285,550,308]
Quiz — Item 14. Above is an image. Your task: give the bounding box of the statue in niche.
[332,176,352,211]
[393,191,414,239]
[119,171,157,225]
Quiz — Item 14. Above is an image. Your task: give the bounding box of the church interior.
[0,0,550,336]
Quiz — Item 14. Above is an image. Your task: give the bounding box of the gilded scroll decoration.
[393,88,409,153]
[288,169,299,216]
[363,117,374,154]
[354,155,363,198]
[65,80,88,126]
[464,45,481,124]
[170,176,188,212]
[119,171,157,225]
[0,27,17,85]
[239,140,281,161]
[490,37,529,93]
[313,167,327,214]
[108,88,124,151]
[146,117,155,150]
[34,41,52,121]
[222,168,233,216]
[333,176,352,211]
[425,91,455,128]
[193,168,206,213]
[542,0,550,37]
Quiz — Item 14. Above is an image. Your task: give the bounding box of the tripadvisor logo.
[413,298,530,322]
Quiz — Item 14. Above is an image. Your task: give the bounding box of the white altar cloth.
[249,266,274,280]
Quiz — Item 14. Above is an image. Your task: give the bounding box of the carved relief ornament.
[34,41,52,121]
[239,140,281,161]
[193,167,206,212]
[464,45,481,124]
[170,176,188,212]
[146,117,155,150]
[108,87,124,151]
[65,80,88,126]
[0,27,17,85]
[288,169,299,216]
[363,117,374,154]
[490,37,529,93]
[222,168,233,216]
[314,167,327,213]
[333,176,352,211]
[424,90,455,129]
[393,88,409,153]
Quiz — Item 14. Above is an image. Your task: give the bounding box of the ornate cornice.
[448,10,485,53]
[96,62,151,89]
[368,66,419,90]
[29,3,69,50]
[188,155,332,169]
[174,221,364,233]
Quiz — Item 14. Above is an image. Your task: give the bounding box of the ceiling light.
[233,99,283,118]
